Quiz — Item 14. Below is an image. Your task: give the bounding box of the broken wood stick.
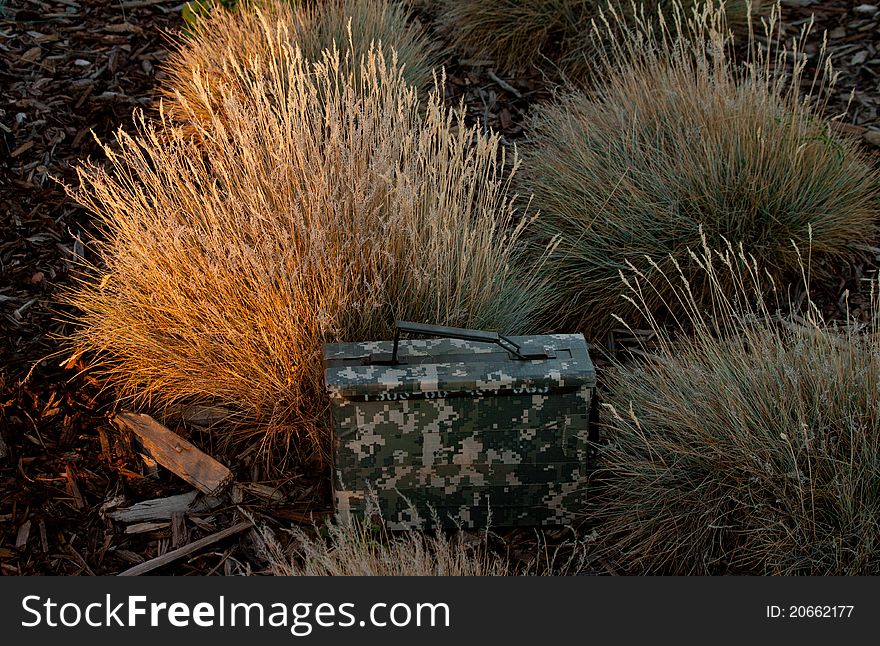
[107,490,222,523]
[115,412,232,496]
[117,521,252,576]
[487,69,523,99]
[108,490,222,523]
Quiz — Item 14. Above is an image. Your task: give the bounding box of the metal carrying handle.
[373,320,549,365]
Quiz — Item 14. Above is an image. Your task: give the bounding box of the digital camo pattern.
[323,333,595,530]
[323,334,593,399]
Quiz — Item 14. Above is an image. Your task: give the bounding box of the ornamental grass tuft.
[65,42,542,461]
[524,1,879,336]
[435,0,759,81]
[591,241,880,574]
[162,0,439,133]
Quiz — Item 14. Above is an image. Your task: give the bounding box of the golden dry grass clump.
[162,0,439,132]
[591,243,880,574]
[66,42,542,461]
[255,520,512,575]
[525,1,879,337]
[434,0,758,80]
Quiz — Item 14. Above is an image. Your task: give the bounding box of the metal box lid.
[323,325,595,401]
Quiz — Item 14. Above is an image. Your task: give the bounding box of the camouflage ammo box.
[322,321,596,530]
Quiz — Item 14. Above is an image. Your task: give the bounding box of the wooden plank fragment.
[108,490,222,523]
[115,412,232,496]
[117,521,252,576]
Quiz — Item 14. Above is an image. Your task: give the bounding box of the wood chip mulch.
[1,0,878,575]
[0,0,309,576]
